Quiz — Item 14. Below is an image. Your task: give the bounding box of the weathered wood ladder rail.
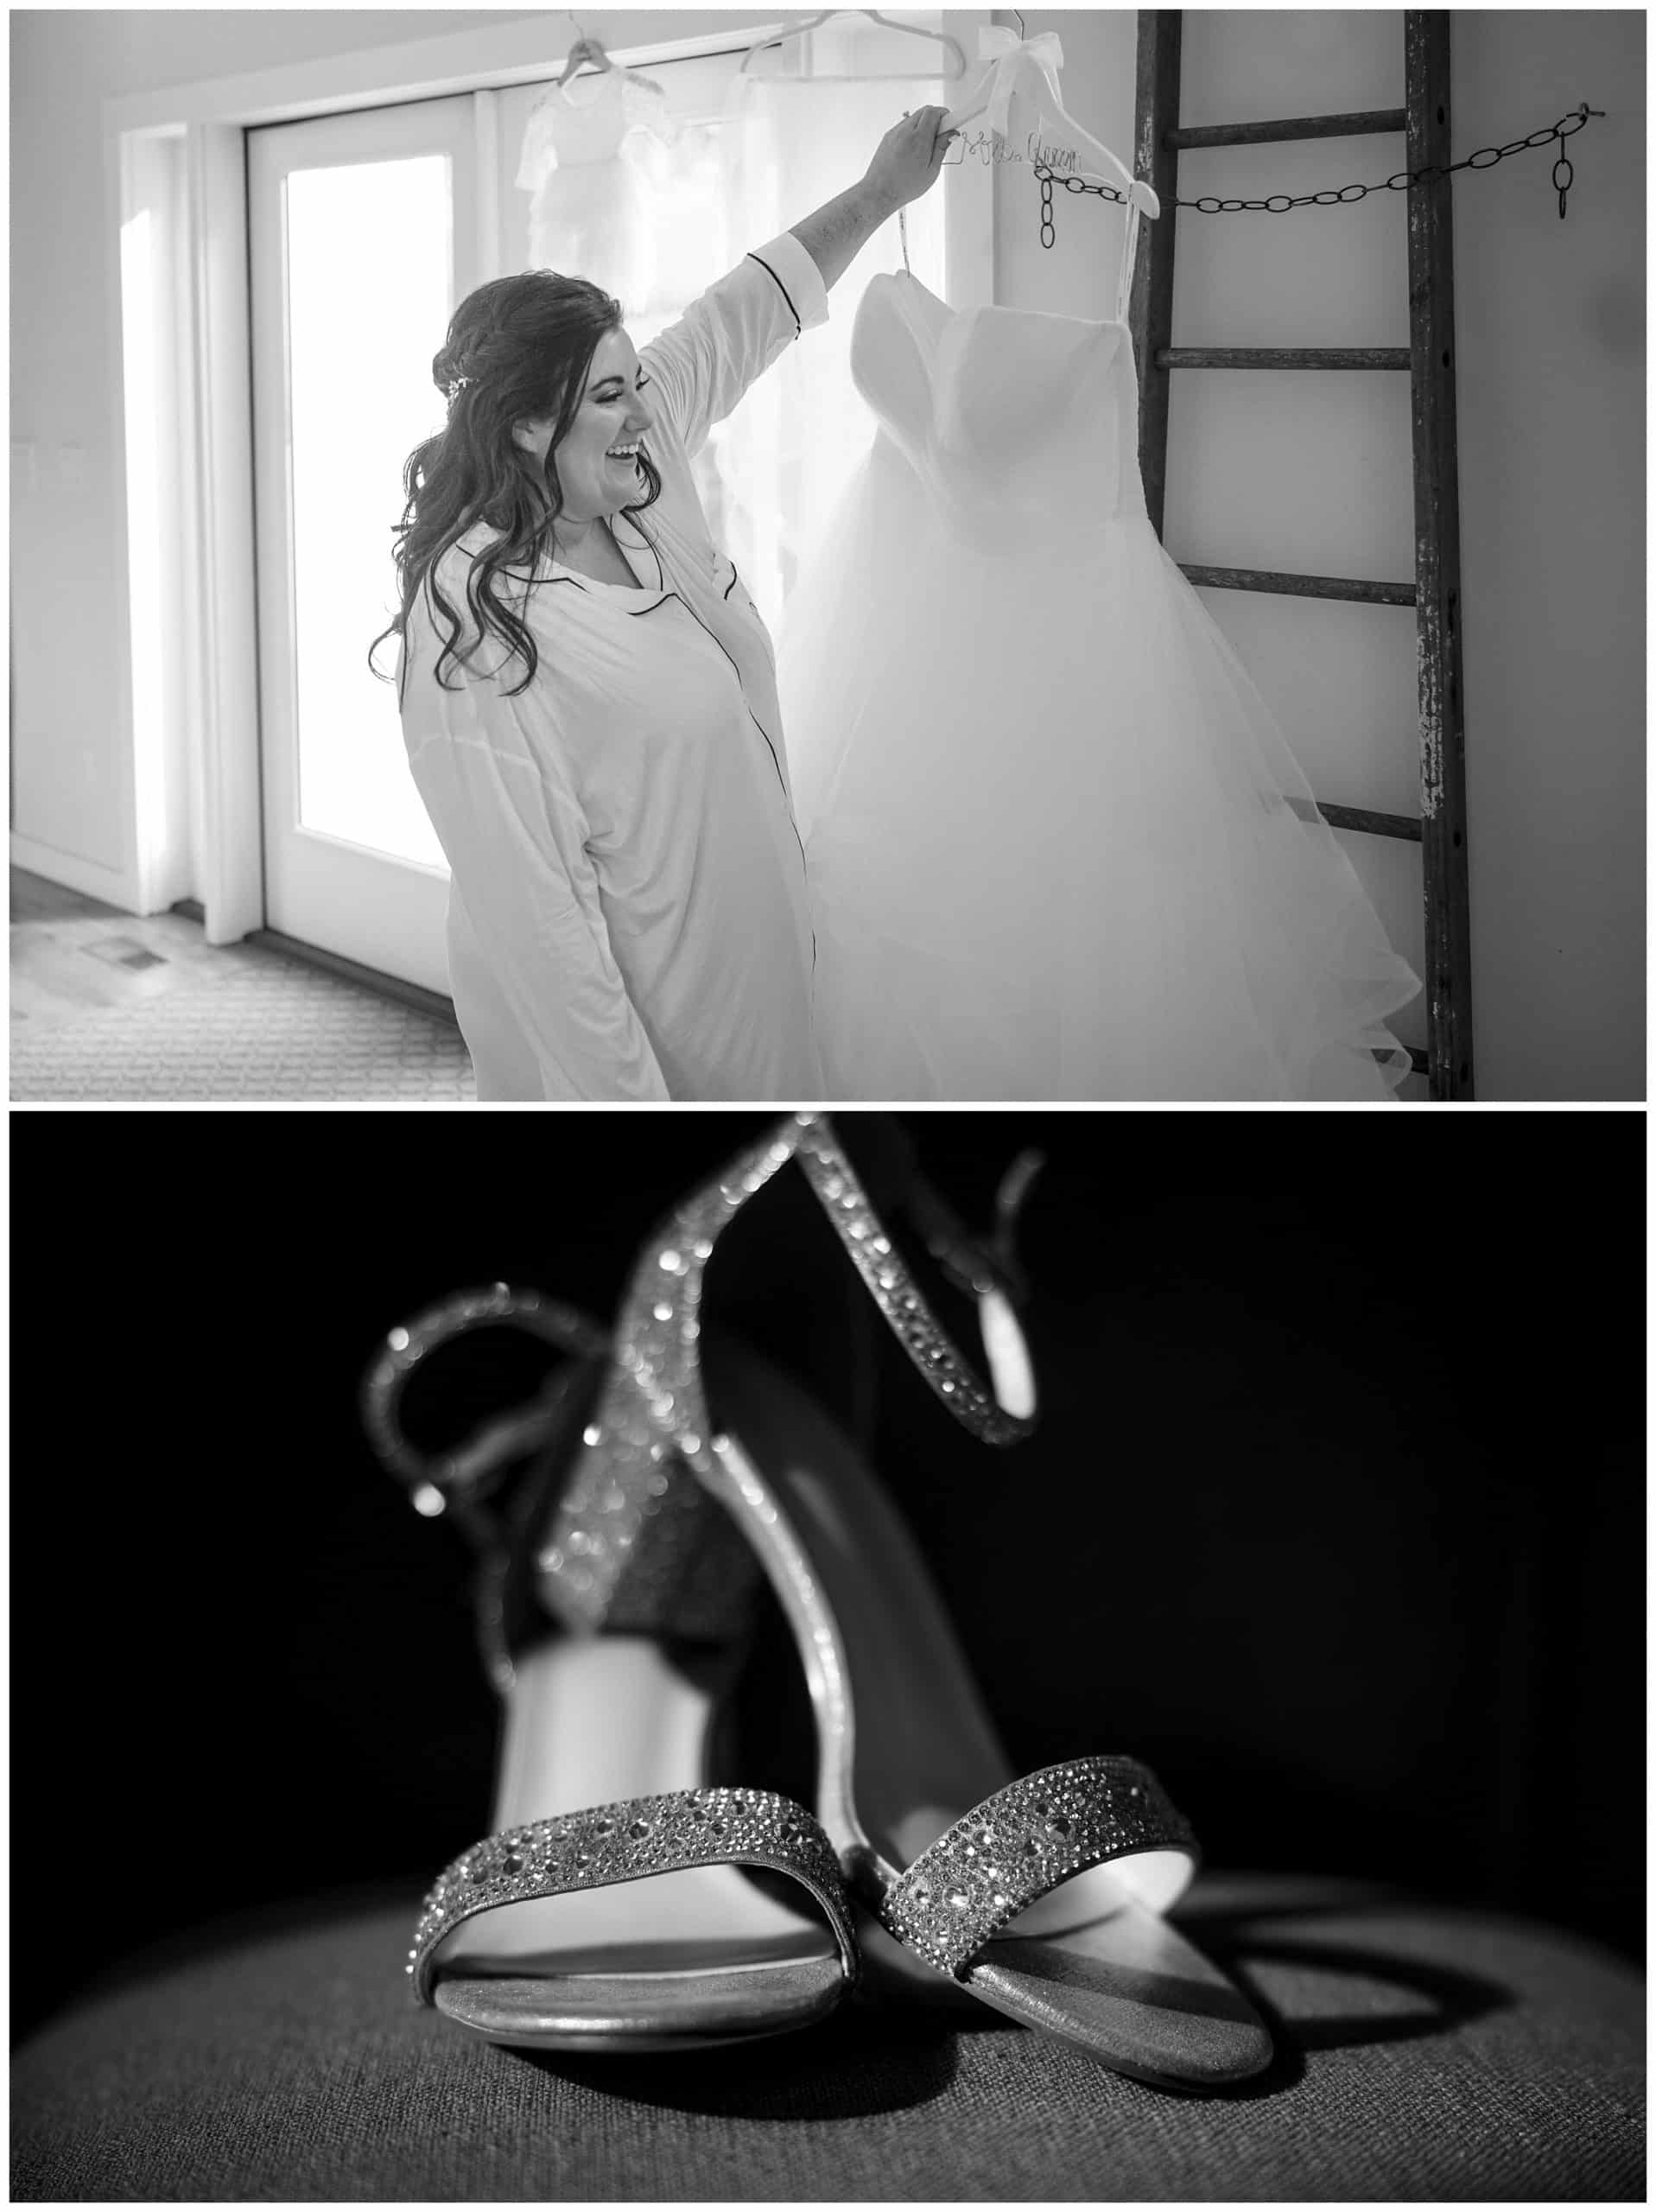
[1131,11,1472,1098]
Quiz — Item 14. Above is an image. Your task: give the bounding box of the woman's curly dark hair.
[369,270,663,705]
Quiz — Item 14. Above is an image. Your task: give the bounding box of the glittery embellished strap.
[874,1758,1200,1980]
[535,1356,761,1639]
[360,1285,608,1520]
[600,1116,1036,1483]
[408,1788,859,2002]
[793,1116,1036,1445]
[362,1283,757,1653]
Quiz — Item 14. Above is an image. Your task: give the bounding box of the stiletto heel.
[592,1114,1274,2089]
[362,1282,858,2052]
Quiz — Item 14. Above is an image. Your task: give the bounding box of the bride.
[372,113,955,1102]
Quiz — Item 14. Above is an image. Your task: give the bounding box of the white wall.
[1450,10,1644,1103]
[11,9,1644,1096]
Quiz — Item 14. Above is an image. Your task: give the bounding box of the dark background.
[11,1109,1643,2048]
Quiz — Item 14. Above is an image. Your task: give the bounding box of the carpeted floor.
[10,871,475,1103]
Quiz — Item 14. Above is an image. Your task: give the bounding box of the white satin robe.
[399,232,828,1101]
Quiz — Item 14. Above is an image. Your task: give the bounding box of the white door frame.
[249,92,480,995]
[103,9,993,946]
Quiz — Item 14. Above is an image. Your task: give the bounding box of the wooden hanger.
[556,31,609,89]
[943,30,1159,217]
[553,21,663,99]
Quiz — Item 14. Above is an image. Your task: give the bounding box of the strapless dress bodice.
[848,273,1148,543]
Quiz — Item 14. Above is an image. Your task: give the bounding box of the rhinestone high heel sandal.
[362,1285,857,2051]
[585,1113,1274,2090]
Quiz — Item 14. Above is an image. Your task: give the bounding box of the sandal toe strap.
[409,1787,858,2003]
[876,1757,1200,1980]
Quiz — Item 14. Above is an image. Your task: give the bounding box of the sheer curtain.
[708,54,949,618]
[509,24,950,629]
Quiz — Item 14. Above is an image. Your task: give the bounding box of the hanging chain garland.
[1032,101,1605,247]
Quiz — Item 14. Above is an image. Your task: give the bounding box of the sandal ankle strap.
[362,1283,762,1666]
[361,1285,608,1529]
[643,1113,1038,1450]
[792,1114,1038,1443]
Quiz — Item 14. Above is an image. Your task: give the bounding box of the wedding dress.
[779,200,1421,1102]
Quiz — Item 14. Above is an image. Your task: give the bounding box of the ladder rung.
[1157,347,1412,372]
[1171,108,1407,151]
[1291,798,1423,842]
[1179,563,1417,607]
[1376,1044,1431,1078]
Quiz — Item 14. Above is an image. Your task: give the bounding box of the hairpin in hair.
[447,375,473,403]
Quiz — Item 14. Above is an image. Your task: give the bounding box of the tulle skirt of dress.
[780,438,1422,1102]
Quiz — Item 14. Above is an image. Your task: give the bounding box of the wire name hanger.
[739,9,968,83]
[943,26,1159,219]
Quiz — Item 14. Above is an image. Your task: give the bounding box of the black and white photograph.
[9,1109,1646,2197]
[8,6,1644,1102]
[7,3,1648,2204]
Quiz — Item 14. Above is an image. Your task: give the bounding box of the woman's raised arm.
[789,106,955,290]
[639,106,955,459]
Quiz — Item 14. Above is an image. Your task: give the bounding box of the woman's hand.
[863,106,956,215]
[790,107,958,290]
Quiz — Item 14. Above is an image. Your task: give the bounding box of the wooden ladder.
[1130,10,1472,1098]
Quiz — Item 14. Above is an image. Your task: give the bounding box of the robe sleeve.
[402,586,671,1102]
[641,229,829,460]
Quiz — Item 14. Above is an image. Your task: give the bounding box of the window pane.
[287,156,451,868]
